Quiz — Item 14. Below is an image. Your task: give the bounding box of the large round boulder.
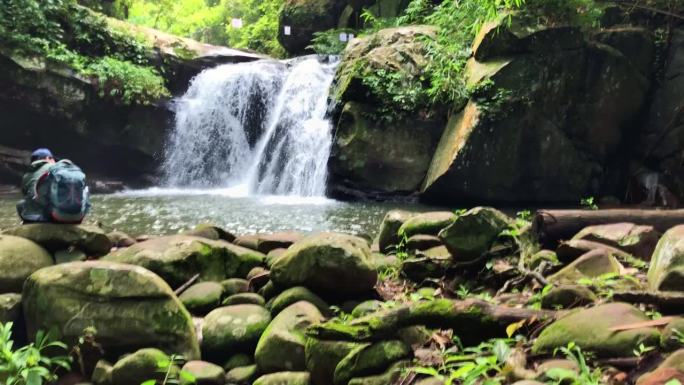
[270,233,376,295]
[376,210,417,253]
[438,207,511,262]
[572,223,660,261]
[532,303,660,357]
[648,225,684,291]
[181,360,226,385]
[111,348,171,385]
[201,305,271,359]
[255,301,324,373]
[103,235,264,287]
[254,371,311,385]
[0,234,53,293]
[22,261,200,359]
[179,281,224,315]
[398,211,456,239]
[305,338,361,385]
[3,224,112,255]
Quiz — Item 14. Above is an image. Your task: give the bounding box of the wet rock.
[346,360,410,385]
[107,231,136,248]
[438,207,511,262]
[223,354,253,371]
[0,234,52,293]
[398,212,455,239]
[376,210,417,253]
[351,300,384,318]
[182,223,236,243]
[333,340,411,385]
[661,318,684,351]
[648,225,684,291]
[225,364,257,384]
[221,278,250,296]
[179,281,224,315]
[4,224,111,255]
[556,239,633,263]
[401,255,451,281]
[0,293,22,323]
[253,371,311,385]
[305,338,361,385]
[257,232,304,254]
[406,235,442,251]
[222,293,266,307]
[181,360,225,385]
[23,261,199,359]
[270,233,376,296]
[266,248,287,267]
[573,223,660,260]
[103,235,264,287]
[541,285,597,309]
[548,248,623,283]
[266,286,329,316]
[637,350,684,385]
[91,359,112,385]
[234,235,259,251]
[532,303,661,357]
[54,248,87,264]
[255,301,324,373]
[111,348,173,385]
[201,305,271,359]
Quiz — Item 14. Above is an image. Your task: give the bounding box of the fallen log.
[613,290,684,313]
[307,299,556,342]
[533,209,684,247]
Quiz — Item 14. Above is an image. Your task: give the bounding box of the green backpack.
[42,160,91,223]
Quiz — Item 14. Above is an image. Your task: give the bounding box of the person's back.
[17,148,91,224]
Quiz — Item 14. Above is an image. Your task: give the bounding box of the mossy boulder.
[222,293,266,307]
[225,364,258,384]
[181,360,225,385]
[0,293,22,323]
[648,225,684,291]
[4,224,111,255]
[179,281,224,315]
[223,354,254,371]
[398,212,455,239]
[406,235,442,251]
[270,233,376,296]
[305,338,361,385]
[573,223,660,260]
[253,371,311,385]
[266,287,329,316]
[0,234,53,293]
[107,230,136,248]
[637,349,684,385]
[221,278,250,296]
[376,210,416,253]
[201,305,271,359]
[182,223,236,242]
[532,303,661,357]
[22,261,199,359]
[401,255,451,281]
[351,300,384,318]
[92,359,113,385]
[103,235,264,287]
[662,318,684,351]
[438,207,511,262]
[255,301,324,373]
[333,340,411,385]
[346,360,410,385]
[548,249,623,283]
[540,285,597,309]
[111,348,173,385]
[257,232,304,254]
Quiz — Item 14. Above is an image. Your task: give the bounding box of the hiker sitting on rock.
[16,148,91,224]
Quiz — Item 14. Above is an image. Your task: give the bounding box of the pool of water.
[0,188,443,237]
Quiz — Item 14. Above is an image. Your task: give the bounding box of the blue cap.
[31,148,53,161]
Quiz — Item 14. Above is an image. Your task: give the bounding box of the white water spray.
[163,56,338,197]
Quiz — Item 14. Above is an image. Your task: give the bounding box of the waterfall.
[163,56,338,197]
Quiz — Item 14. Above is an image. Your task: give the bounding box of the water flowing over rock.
[164,57,338,197]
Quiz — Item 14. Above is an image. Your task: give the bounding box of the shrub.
[84,57,170,105]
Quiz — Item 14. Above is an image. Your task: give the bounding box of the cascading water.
[163,56,338,197]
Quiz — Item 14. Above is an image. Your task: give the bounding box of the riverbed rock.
[103,235,264,287]
[648,225,684,291]
[555,239,634,264]
[637,349,684,385]
[182,223,236,242]
[3,224,111,256]
[305,338,361,385]
[548,248,623,283]
[438,207,511,262]
[221,278,250,296]
[257,232,304,254]
[222,293,266,306]
[0,293,22,323]
[179,281,224,315]
[532,302,661,357]
[107,231,136,248]
[333,340,411,385]
[201,305,272,359]
[225,364,258,384]
[421,20,653,204]
[662,318,684,351]
[346,360,410,385]
[406,235,442,251]
[398,211,455,239]
[255,301,324,373]
[253,371,311,385]
[22,261,199,359]
[376,210,416,253]
[572,223,660,260]
[181,360,225,385]
[266,286,329,316]
[540,285,597,309]
[270,233,376,296]
[110,348,172,385]
[0,234,53,293]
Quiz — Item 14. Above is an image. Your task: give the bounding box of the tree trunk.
[533,209,684,247]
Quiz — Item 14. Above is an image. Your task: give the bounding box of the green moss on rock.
[0,235,53,293]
